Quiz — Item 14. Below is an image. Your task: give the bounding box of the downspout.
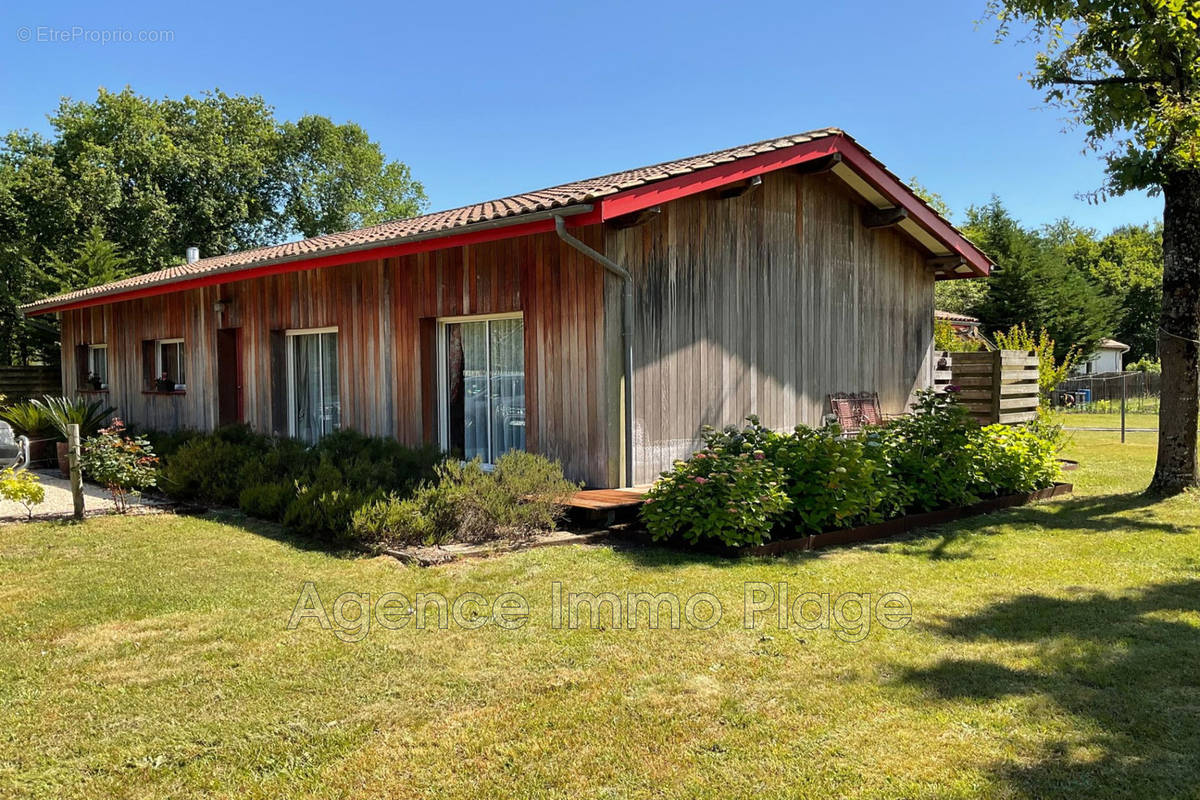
[553,215,635,487]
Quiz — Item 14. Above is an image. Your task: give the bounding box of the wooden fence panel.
[0,365,62,403]
[942,350,1038,424]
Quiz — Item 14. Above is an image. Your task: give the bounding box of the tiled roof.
[23,130,844,313]
[934,309,980,323]
[26,127,993,312]
[1099,338,1129,350]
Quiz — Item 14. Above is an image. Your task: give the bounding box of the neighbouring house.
[22,129,991,487]
[1074,338,1130,375]
[934,309,985,342]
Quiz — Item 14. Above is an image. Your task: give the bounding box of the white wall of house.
[1075,345,1127,375]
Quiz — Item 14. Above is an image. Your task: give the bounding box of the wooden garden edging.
[653,482,1073,558]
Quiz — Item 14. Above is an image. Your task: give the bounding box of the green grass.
[1,431,1198,798]
[1056,410,1160,430]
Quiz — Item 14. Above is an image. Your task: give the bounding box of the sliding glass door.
[287,328,340,444]
[441,315,525,463]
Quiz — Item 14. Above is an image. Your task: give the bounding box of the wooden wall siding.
[607,171,934,483]
[60,231,616,487]
[58,171,934,489]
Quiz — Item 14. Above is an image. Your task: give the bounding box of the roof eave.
[23,204,596,316]
[24,132,992,314]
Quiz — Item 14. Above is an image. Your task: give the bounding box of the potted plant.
[34,395,116,476]
[0,402,57,468]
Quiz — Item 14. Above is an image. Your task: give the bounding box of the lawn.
[1,431,1198,798]
[1056,410,1160,430]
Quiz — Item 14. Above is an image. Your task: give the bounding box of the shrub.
[993,324,1081,406]
[310,429,442,495]
[1129,356,1161,373]
[0,469,45,519]
[81,419,159,513]
[772,426,900,533]
[934,320,984,352]
[141,427,204,461]
[877,389,981,513]
[351,452,579,547]
[698,417,899,534]
[641,438,791,548]
[163,435,259,505]
[284,462,378,542]
[970,424,1062,496]
[350,494,432,547]
[237,437,313,493]
[238,482,293,521]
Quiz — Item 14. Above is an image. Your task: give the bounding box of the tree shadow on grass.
[885,491,1189,562]
[900,579,1200,798]
[189,508,368,559]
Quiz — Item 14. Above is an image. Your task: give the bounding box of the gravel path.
[0,470,167,522]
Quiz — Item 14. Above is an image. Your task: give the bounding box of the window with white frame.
[156,339,186,390]
[286,328,340,444]
[438,313,525,464]
[87,344,108,389]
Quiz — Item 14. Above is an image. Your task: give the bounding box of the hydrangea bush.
[641,434,792,547]
[641,391,1062,547]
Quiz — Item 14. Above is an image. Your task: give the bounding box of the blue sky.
[0,0,1161,234]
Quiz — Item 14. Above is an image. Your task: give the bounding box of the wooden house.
[23,129,992,487]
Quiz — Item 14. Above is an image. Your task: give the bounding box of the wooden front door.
[217,328,243,426]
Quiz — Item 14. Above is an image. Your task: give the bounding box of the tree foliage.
[988,0,1200,195]
[0,87,427,365]
[986,0,1200,492]
[964,198,1116,362]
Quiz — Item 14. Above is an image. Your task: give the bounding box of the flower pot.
[27,438,56,469]
[57,441,69,477]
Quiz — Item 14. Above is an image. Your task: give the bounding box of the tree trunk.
[1149,169,1200,495]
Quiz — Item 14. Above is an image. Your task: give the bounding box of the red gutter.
[29,135,989,316]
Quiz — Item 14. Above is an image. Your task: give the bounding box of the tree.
[987,0,1200,493]
[1050,220,1164,361]
[43,226,133,290]
[0,87,428,366]
[279,115,427,237]
[964,198,1115,362]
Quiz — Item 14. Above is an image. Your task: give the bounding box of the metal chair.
[0,422,30,472]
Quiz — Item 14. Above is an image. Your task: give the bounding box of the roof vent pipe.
[185,246,200,264]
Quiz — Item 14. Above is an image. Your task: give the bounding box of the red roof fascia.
[833,141,990,277]
[593,139,840,221]
[33,216,563,315]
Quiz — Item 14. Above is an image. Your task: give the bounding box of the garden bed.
[650,482,1074,558]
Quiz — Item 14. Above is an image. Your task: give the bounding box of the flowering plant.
[80,418,159,513]
[641,436,791,547]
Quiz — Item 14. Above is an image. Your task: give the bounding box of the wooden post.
[68,423,84,520]
[991,349,1004,426]
[1121,372,1128,444]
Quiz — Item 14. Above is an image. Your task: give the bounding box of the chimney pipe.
[185,246,200,264]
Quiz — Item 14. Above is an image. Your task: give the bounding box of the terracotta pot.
[57,441,69,477]
[27,439,56,469]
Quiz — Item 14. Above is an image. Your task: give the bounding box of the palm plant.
[0,401,56,439]
[33,395,116,440]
